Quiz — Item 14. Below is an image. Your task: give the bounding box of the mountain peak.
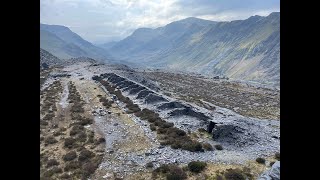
[40,23,71,31]
[267,12,280,18]
[174,17,216,25]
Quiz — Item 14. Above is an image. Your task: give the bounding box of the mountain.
[40,48,64,69]
[109,17,216,59]
[40,24,111,60]
[98,41,118,50]
[108,13,280,85]
[40,29,88,59]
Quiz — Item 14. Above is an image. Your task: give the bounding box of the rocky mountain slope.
[40,58,280,179]
[40,24,112,61]
[108,12,280,86]
[40,48,64,69]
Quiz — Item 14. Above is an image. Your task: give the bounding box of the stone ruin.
[123,84,140,92]
[169,107,210,121]
[145,94,168,104]
[157,101,188,110]
[137,90,154,99]
[129,86,146,95]
[99,73,278,150]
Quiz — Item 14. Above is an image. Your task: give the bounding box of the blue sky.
[40,0,280,44]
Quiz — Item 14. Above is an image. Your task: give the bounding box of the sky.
[40,0,280,44]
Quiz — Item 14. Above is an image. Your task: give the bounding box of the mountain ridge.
[107,12,280,86]
[40,24,112,61]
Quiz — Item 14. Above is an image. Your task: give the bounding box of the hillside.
[108,12,280,86]
[40,48,64,69]
[40,24,112,61]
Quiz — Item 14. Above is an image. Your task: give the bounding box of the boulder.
[258,161,280,180]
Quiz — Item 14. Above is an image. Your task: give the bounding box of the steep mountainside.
[109,17,216,59]
[40,24,111,60]
[109,13,280,85]
[40,48,64,69]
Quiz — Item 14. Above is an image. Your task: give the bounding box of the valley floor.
[40,61,280,180]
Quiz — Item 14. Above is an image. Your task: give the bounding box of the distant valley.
[41,12,280,86]
[106,12,280,86]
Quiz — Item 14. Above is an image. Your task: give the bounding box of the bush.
[50,166,63,174]
[43,167,63,178]
[70,125,84,136]
[157,127,167,134]
[202,143,213,151]
[214,144,223,150]
[153,164,186,180]
[60,173,71,179]
[188,161,207,173]
[79,149,94,162]
[172,128,186,136]
[47,159,59,167]
[76,132,87,142]
[154,164,170,174]
[64,138,76,148]
[166,165,187,180]
[82,162,97,177]
[71,104,85,113]
[63,151,77,161]
[146,162,154,168]
[181,141,202,152]
[171,143,181,149]
[154,119,166,126]
[275,152,280,161]
[224,169,246,180]
[150,124,156,131]
[45,136,58,144]
[40,120,48,126]
[79,118,93,126]
[126,103,141,113]
[64,161,81,171]
[256,157,266,164]
[160,122,174,128]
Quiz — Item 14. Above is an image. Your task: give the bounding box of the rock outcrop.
[258,161,280,180]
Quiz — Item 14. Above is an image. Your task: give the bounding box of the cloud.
[40,0,279,43]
